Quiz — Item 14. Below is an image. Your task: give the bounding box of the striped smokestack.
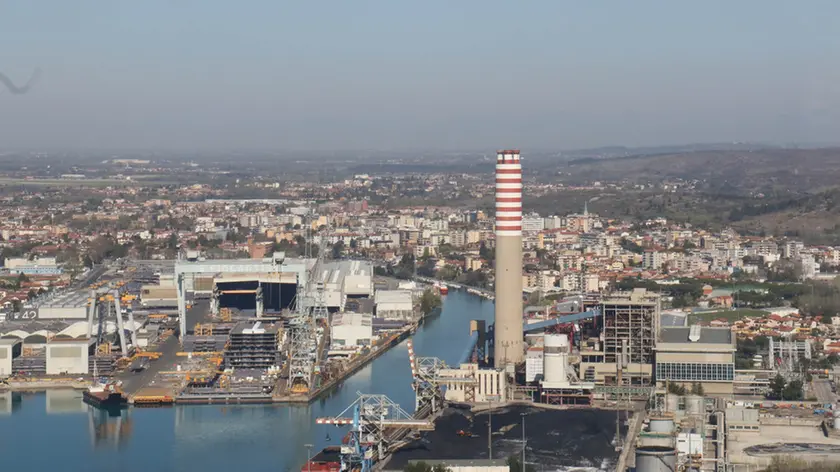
[494,149,524,368]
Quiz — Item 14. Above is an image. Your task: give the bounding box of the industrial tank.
[544,334,569,350]
[635,446,677,472]
[648,417,675,434]
[685,395,704,416]
[665,394,680,413]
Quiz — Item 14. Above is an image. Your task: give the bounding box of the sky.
[1,1,839,152]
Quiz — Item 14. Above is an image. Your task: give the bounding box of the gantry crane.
[287,214,329,394]
[316,392,434,472]
[86,289,138,357]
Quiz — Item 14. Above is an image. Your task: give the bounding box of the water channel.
[0,290,495,472]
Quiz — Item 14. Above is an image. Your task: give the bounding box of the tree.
[167,232,179,250]
[783,379,804,401]
[419,288,442,315]
[769,374,786,400]
[690,382,704,396]
[667,382,687,395]
[83,255,94,269]
[331,241,345,259]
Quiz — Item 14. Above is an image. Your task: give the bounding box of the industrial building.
[174,252,312,337]
[45,337,93,375]
[655,326,736,395]
[579,288,660,386]
[374,290,414,321]
[439,363,508,404]
[330,312,373,349]
[0,338,22,377]
[33,289,91,319]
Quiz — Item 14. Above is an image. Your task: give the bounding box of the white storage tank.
[543,334,569,385]
[635,446,677,472]
[649,417,675,434]
[666,394,680,413]
[544,334,569,350]
[685,395,704,416]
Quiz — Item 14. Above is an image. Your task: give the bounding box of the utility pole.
[488,399,493,459]
[304,443,313,472]
[521,413,527,471]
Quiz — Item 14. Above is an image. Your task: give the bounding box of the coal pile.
[386,405,623,471]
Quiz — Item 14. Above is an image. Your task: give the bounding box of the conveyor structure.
[316,392,433,472]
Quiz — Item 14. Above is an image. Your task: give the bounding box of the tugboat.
[438,283,449,295]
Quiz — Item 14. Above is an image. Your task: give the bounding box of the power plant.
[494,149,524,368]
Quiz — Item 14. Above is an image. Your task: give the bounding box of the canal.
[0,290,495,472]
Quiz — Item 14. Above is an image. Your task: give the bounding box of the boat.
[438,284,449,295]
[83,362,127,409]
[83,382,128,408]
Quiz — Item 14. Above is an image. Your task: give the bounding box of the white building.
[374,290,414,321]
[46,339,91,375]
[643,251,663,270]
[0,338,21,377]
[330,313,373,348]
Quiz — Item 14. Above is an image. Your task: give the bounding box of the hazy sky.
[1,1,839,151]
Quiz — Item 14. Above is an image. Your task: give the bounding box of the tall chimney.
[494,149,524,368]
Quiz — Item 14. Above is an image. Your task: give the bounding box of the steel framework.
[407,339,446,413]
[287,215,328,394]
[316,392,433,472]
[86,290,137,356]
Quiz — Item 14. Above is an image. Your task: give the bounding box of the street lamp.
[520,413,527,471]
[304,443,314,472]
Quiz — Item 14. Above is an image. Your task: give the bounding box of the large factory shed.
[46,337,94,375]
[214,272,297,312]
[655,326,736,395]
[330,313,373,348]
[34,290,90,319]
[318,260,373,298]
[0,338,22,377]
[374,290,414,321]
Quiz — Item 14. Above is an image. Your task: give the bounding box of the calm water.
[0,291,494,472]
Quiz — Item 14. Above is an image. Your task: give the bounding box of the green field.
[688,308,770,324]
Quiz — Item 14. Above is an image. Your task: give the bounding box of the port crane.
[316,392,433,472]
[287,213,329,394]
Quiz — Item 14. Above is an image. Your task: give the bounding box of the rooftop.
[659,326,733,345]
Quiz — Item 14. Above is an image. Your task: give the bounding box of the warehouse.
[655,325,736,395]
[374,290,414,321]
[46,337,93,375]
[0,338,22,377]
[330,313,373,348]
[34,289,90,320]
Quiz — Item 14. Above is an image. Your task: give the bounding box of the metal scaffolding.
[601,290,659,385]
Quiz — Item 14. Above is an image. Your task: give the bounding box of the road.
[812,379,835,403]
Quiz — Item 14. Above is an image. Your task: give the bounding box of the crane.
[316,392,433,472]
[287,211,329,394]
